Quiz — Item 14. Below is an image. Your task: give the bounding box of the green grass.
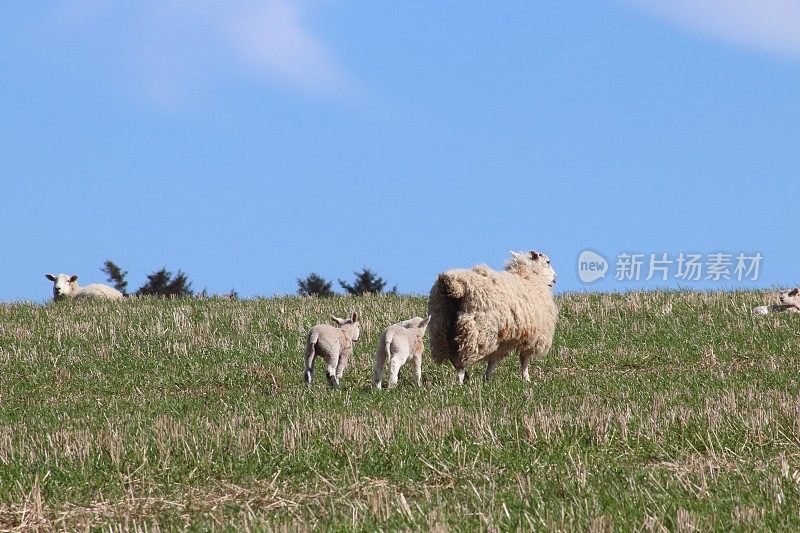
[0,291,799,530]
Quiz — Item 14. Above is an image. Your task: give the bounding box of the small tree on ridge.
[297,273,334,297]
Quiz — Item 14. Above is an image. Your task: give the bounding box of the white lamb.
[752,288,800,315]
[372,315,431,389]
[45,273,124,301]
[303,312,360,388]
[427,250,558,384]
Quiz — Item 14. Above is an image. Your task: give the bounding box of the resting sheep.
[753,288,800,315]
[372,316,431,389]
[427,251,558,384]
[303,312,360,387]
[45,274,123,301]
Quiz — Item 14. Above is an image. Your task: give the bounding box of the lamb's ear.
[330,315,345,325]
[510,250,524,261]
[530,251,541,260]
[419,315,431,330]
[351,311,358,323]
[790,288,799,297]
[46,274,56,281]
[69,275,78,283]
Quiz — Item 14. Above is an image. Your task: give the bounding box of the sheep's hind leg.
[335,349,351,383]
[372,350,387,390]
[484,358,500,382]
[303,349,316,385]
[484,349,509,382]
[519,349,535,382]
[387,357,403,389]
[326,354,341,388]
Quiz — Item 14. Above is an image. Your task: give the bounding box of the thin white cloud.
[220,1,350,96]
[619,0,800,60]
[47,0,356,105]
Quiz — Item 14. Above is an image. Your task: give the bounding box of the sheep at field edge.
[372,315,431,389]
[45,273,123,301]
[427,250,558,384]
[303,312,360,387]
[752,288,800,315]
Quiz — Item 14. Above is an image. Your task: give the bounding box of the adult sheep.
[427,251,558,384]
[753,288,800,315]
[45,274,124,301]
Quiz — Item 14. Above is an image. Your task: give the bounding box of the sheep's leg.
[335,348,351,382]
[484,348,510,382]
[413,353,422,387]
[303,347,316,385]
[372,349,387,389]
[326,353,340,388]
[387,357,403,389]
[457,368,469,385]
[484,358,500,382]
[519,349,535,382]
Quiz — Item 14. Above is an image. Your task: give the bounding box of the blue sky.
[2,1,798,301]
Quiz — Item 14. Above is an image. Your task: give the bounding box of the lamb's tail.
[428,274,462,365]
[372,331,392,388]
[304,330,319,385]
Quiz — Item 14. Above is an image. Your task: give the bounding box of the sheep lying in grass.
[752,288,800,315]
[428,251,558,384]
[372,316,431,389]
[303,312,360,387]
[45,274,123,301]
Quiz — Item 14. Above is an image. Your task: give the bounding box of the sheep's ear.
[510,250,524,261]
[69,275,78,283]
[351,311,358,323]
[530,251,541,260]
[419,315,431,330]
[46,274,56,281]
[330,315,345,325]
[790,288,799,297]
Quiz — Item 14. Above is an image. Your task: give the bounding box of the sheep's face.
[779,288,800,308]
[46,273,78,300]
[507,250,557,287]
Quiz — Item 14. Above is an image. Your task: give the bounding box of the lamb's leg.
[457,368,469,385]
[335,348,351,383]
[303,346,316,385]
[372,349,387,390]
[387,356,404,389]
[326,352,340,388]
[413,353,422,387]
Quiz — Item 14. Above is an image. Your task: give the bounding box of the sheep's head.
[506,250,557,287]
[779,288,800,309]
[332,311,360,342]
[46,273,78,300]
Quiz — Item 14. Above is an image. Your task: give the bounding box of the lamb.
[45,273,124,301]
[372,316,431,389]
[752,288,800,315]
[303,312,360,387]
[427,250,558,384]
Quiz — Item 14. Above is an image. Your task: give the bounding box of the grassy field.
[0,290,798,530]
